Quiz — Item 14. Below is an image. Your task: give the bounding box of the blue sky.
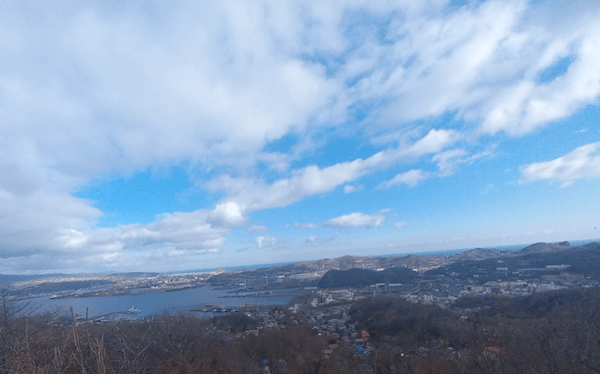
[1,0,600,274]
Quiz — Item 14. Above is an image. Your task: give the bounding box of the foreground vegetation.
[1,287,599,373]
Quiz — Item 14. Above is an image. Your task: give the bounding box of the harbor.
[22,286,295,320]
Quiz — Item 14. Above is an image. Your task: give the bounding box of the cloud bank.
[520,142,600,187]
[325,212,386,228]
[1,0,599,272]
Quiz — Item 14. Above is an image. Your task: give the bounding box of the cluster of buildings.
[233,303,377,360]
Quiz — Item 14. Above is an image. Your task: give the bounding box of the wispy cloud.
[379,144,496,189]
[344,184,364,193]
[432,149,468,177]
[294,222,319,229]
[378,169,430,189]
[206,128,458,212]
[325,212,385,228]
[255,236,277,249]
[297,209,389,229]
[433,145,496,176]
[247,224,268,233]
[520,142,600,187]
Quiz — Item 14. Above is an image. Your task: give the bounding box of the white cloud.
[307,236,317,242]
[209,201,246,227]
[431,145,495,176]
[432,149,468,176]
[1,0,599,272]
[343,184,363,193]
[168,250,185,257]
[325,212,385,228]
[378,169,430,189]
[19,207,233,272]
[520,142,600,187]
[479,24,600,135]
[402,130,462,158]
[298,209,390,230]
[330,0,600,137]
[248,224,268,233]
[378,145,495,188]
[394,221,408,228]
[101,210,228,253]
[377,138,498,191]
[295,222,319,229]
[0,1,341,271]
[0,188,101,258]
[206,157,375,212]
[207,128,457,212]
[255,235,277,248]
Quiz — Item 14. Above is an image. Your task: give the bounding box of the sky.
[1,0,600,274]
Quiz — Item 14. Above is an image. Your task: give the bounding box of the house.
[484,346,506,359]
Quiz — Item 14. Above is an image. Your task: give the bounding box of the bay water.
[22,286,295,319]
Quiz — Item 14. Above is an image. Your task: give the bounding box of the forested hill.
[425,241,600,281]
[318,241,600,288]
[318,267,418,288]
[518,241,572,254]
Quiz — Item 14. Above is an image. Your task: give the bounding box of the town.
[2,240,600,373]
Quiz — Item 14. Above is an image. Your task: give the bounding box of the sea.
[21,286,294,319]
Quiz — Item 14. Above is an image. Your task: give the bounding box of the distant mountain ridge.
[315,241,600,288]
[451,248,503,261]
[256,248,506,275]
[3,241,598,291]
[519,241,572,254]
[425,241,600,282]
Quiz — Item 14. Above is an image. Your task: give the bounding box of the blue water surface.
[23,286,294,319]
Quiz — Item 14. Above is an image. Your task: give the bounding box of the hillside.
[519,241,572,254]
[318,267,418,288]
[425,241,600,282]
